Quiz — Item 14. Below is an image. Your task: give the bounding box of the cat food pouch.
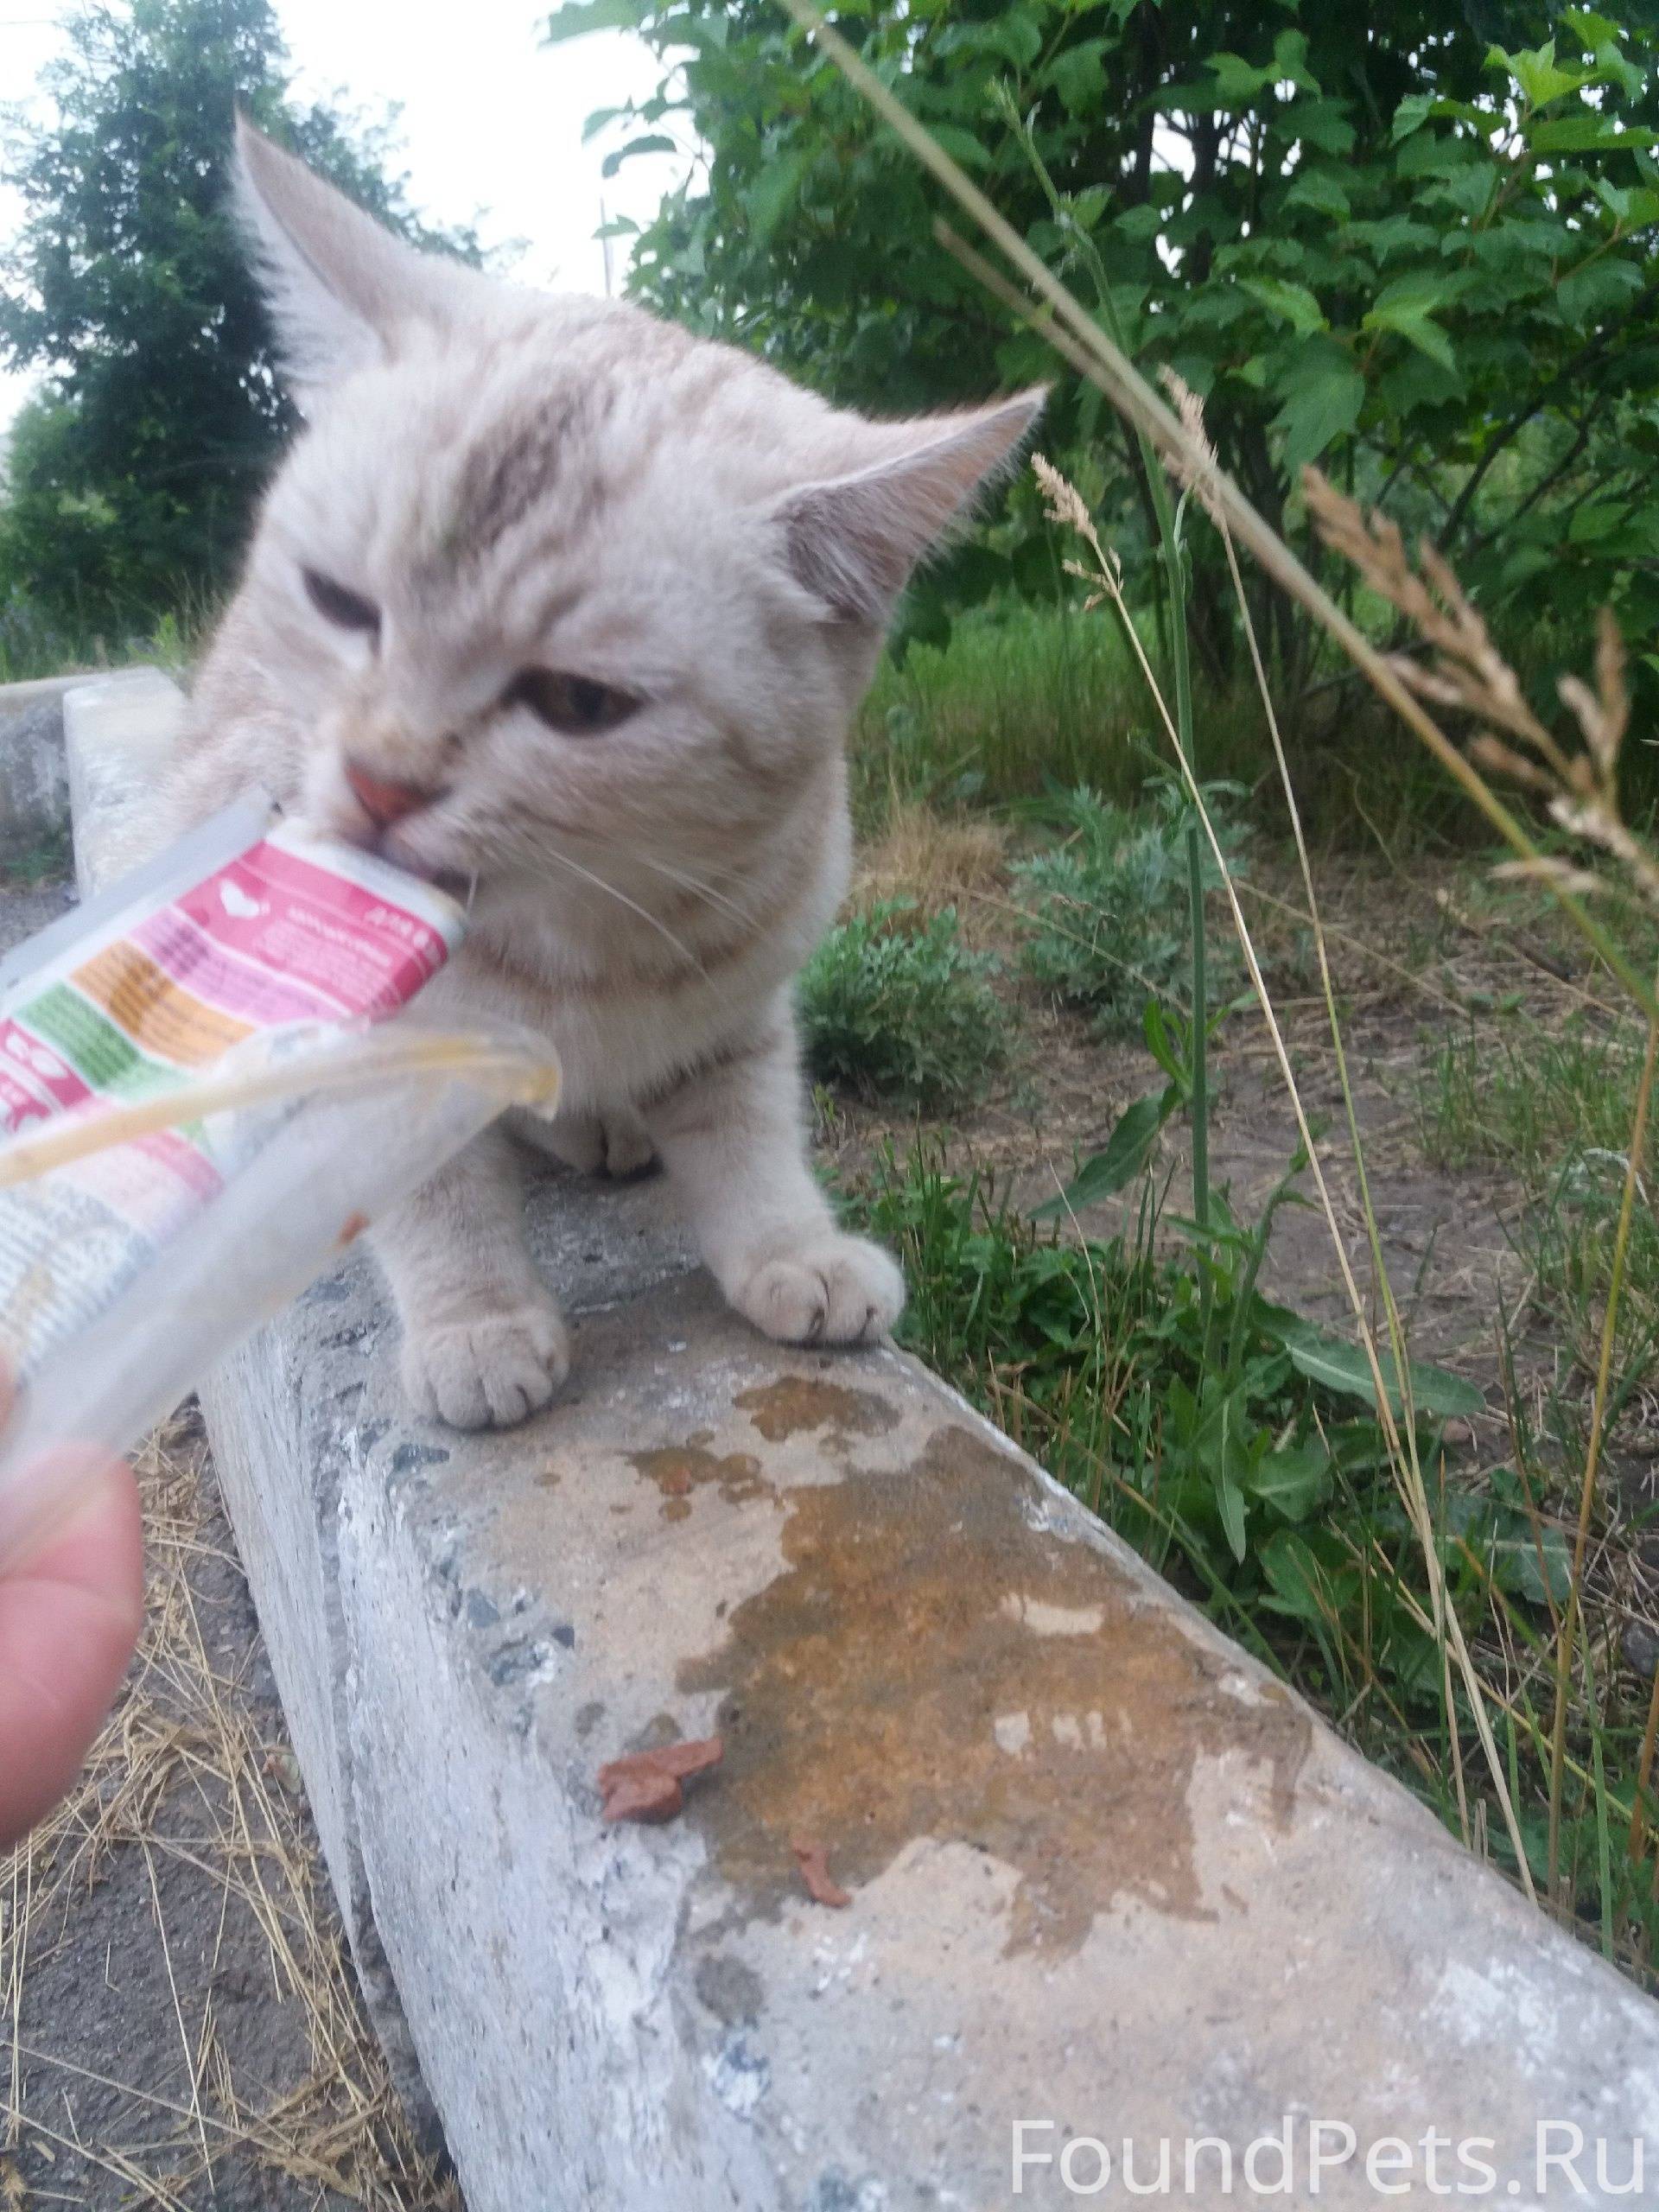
[0,798,465,1387]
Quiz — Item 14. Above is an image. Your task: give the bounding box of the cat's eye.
[508,667,640,737]
[303,568,381,638]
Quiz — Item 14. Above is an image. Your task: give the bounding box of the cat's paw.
[528,1107,658,1180]
[400,1300,570,1430]
[728,1233,905,1347]
[594,1110,658,1179]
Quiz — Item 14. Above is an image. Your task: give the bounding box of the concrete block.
[0,693,68,875]
[64,671,1659,2209]
[62,667,186,891]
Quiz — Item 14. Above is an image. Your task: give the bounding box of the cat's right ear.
[232,112,477,397]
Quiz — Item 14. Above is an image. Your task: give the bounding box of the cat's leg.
[373,1127,569,1429]
[645,1020,904,1345]
[517,1103,658,1179]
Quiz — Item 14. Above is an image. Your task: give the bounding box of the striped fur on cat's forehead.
[281,307,889,622]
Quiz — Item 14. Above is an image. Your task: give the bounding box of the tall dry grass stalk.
[1031,442,1532,1888]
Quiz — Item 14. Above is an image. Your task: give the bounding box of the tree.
[554,0,1659,707]
[0,0,483,630]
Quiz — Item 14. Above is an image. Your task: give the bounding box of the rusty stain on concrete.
[734,1376,900,1446]
[680,1421,1311,1955]
[630,1434,776,1523]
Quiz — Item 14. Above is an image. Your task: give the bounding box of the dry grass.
[0,1416,456,2211]
[849,799,1008,941]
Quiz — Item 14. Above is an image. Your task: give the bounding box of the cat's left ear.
[232,111,482,397]
[775,389,1046,623]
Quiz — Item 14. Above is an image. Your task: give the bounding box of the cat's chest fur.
[429,791,849,1119]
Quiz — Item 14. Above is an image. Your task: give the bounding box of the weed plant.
[1013,782,1243,1034]
[798,901,1004,1107]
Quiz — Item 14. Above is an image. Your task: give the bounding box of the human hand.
[0,1379,143,1850]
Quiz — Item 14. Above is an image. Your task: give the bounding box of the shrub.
[798,902,1003,1106]
[1013,784,1243,1034]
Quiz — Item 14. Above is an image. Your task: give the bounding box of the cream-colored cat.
[168,119,1040,1430]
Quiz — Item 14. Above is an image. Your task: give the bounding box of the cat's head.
[228,119,1040,915]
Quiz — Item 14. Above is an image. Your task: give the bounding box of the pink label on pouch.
[0,810,466,1386]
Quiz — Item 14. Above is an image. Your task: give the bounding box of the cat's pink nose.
[344,761,435,830]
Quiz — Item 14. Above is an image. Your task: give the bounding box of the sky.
[0,0,691,431]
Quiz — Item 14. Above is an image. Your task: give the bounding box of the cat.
[167,117,1041,1431]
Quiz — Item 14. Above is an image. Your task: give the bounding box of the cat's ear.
[776,390,1046,623]
[232,112,478,394]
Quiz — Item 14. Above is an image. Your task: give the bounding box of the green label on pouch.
[22,982,177,1096]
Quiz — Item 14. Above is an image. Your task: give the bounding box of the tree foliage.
[0,0,482,629]
[556,0,1659,700]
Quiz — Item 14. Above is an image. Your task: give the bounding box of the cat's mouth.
[378,842,474,903]
[320,804,475,904]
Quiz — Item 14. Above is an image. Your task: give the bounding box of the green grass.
[1420,1014,1659,1376]
[851,597,1233,827]
[0,586,210,687]
[852,595,1494,849]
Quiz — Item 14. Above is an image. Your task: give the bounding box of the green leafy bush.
[798,902,1003,1105]
[565,0,1659,721]
[1013,785,1242,1034]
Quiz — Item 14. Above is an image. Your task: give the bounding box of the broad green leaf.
[1391,92,1434,143]
[1031,1087,1177,1218]
[1205,50,1274,103]
[1260,1530,1342,1626]
[935,16,1042,69]
[1045,41,1108,117]
[1529,116,1658,154]
[1282,168,1351,220]
[1238,276,1328,335]
[1267,1313,1485,1421]
[1272,345,1365,471]
[1246,1442,1332,1522]
[601,133,676,181]
[927,124,991,170]
[1436,161,1497,220]
[1363,278,1459,372]
[543,0,643,43]
[1287,99,1357,157]
[582,104,630,145]
[1489,40,1590,111]
[1556,254,1646,327]
[1216,1472,1249,1565]
[745,149,811,245]
[1271,29,1319,92]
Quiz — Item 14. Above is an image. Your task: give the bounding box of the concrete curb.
[0,687,68,874]
[60,672,1659,2209]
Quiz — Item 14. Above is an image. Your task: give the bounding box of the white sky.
[0,0,690,430]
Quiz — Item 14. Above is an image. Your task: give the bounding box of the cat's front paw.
[525,1107,658,1180]
[728,1233,905,1347]
[400,1300,570,1430]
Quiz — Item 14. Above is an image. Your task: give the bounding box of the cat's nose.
[343,760,438,830]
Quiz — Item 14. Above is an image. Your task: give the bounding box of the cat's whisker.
[540,844,707,978]
[631,852,753,927]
